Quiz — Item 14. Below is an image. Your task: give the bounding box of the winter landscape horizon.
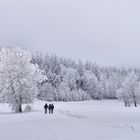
[0,0,140,140]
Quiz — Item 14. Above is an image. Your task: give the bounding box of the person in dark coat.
[44,103,48,114]
[48,104,52,114]
[51,104,54,114]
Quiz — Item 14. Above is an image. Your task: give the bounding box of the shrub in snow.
[24,105,32,112]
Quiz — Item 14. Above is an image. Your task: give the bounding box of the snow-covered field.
[0,100,140,140]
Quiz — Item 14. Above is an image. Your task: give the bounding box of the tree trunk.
[134,99,137,107]
[125,101,127,107]
[18,95,22,113]
[18,104,22,113]
[132,91,137,107]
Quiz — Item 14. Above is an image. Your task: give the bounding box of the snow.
[0,100,140,140]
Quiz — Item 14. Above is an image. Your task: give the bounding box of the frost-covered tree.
[60,66,90,101]
[117,88,131,107]
[0,48,45,112]
[104,74,120,99]
[117,72,139,107]
[84,71,99,99]
[38,82,56,101]
[61,67,77,91]
[77,60,85,77]
[57,81,71,101]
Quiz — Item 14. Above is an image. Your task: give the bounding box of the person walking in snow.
[48,104,52,114]
[44,103,48,114]
[51,104,54,114]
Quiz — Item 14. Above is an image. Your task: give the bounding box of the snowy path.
[0,100,140,140]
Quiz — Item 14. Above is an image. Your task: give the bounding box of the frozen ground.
[0,100,140,140]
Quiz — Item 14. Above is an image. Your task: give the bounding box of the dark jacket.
[44,103,48,109]
[48,104,52,110]
[51,104,54,110]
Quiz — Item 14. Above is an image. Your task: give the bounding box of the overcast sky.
[0,0,140,68]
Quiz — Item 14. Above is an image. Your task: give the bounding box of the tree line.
[32,52,140,107]
[0,47,139,113]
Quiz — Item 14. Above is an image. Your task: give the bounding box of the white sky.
[0,0,140,68]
